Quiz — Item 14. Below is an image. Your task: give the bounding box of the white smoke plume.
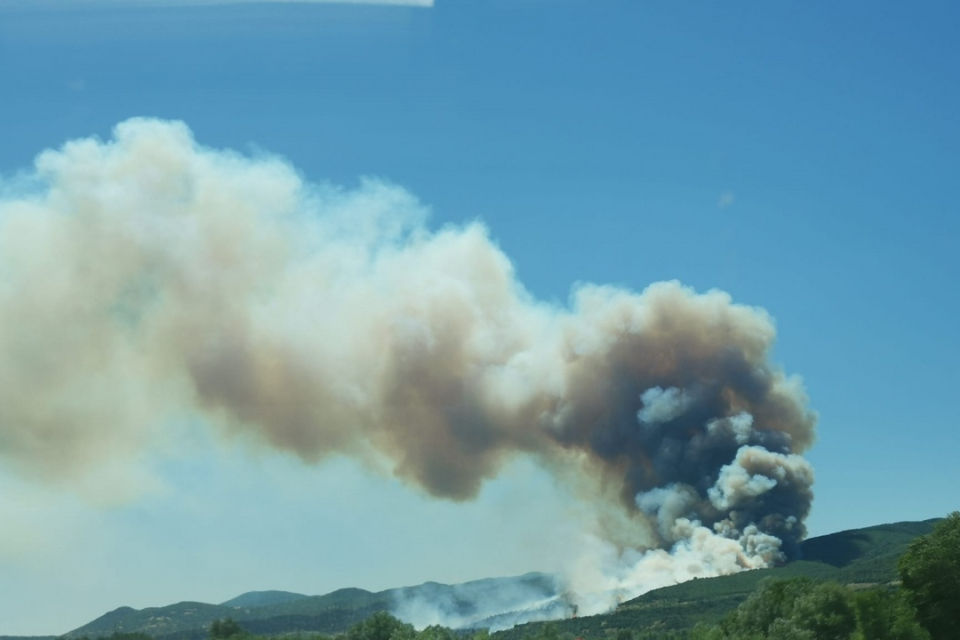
[0,119,816,620]
[391,574,566,631]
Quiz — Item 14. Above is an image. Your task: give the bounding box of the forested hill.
[57,573,559,640]
[3,518,938,640]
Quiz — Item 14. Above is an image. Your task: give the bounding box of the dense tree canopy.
[853,588,930,640]
[713,578,856,639]
[210,618,246,639]
[345,611,416,640]
[688,576,928,640]
[898,511,960,640]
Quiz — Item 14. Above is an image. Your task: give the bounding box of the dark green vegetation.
[896,513,960,639]
[643,514,958,640]
[684,512,960,640]
[4,516,954,640]
[684,577,929,639]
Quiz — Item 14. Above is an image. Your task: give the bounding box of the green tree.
[898,511,960,640]
[536,623,559,640]
[766,619,815,640]
[853,588,929,640]
[347,612,416,640]
[391,625,418,640]
[415,625,456,640]
[789,581,856,640]
[210,618,245,639]
[687,623,739,640]
[713,577,857,640]
[721,577,815,637]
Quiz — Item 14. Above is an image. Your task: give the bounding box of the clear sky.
[1,0,959,635]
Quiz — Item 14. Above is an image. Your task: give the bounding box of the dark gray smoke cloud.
[0,119,816,611]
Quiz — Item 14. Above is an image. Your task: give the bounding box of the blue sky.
[1,0,959,635]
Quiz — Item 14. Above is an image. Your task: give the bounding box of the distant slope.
[63,574,557,639]
[66,603,236,639]
[220,591,309,609]
[799,518,939,584]
[62,519,939,639]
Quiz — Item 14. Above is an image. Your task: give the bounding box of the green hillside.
[49,519,939,640]
[799,519,939,584]
[62,591,391,640]
[65,603,237,639]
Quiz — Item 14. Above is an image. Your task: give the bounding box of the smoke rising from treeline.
[0,119,816,613]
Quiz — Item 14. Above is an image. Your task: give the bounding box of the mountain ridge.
[3,518,939,640]
[220,591,310,609]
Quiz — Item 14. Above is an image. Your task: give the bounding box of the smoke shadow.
[799,531,871,568]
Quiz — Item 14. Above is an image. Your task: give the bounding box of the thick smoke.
[0,119,816,616]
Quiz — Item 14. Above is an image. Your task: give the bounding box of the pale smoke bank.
[0,119,816,621]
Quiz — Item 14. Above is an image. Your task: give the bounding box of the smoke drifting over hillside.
[0,119,816,616]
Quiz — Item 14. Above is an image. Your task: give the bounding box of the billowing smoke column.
[0,119,815,615]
